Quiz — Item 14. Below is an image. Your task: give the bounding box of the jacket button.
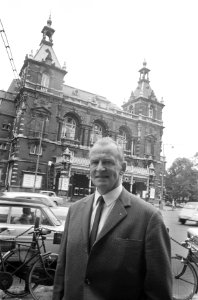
[85,278,91,285]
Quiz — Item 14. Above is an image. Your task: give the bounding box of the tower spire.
[40,16,55,46]
[138,60,150,83]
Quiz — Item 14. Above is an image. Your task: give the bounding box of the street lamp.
[58,147,72,197]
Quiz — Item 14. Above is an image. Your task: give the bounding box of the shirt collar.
[94,185,123,207]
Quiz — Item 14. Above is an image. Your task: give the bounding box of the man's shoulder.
[69,194,93,209]
[120,188,157,213]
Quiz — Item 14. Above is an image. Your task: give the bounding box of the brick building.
[0,17,164,202]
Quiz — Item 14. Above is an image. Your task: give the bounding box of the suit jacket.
[53,188,172,300]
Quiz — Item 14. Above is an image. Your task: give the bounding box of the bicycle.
[0,217,60,300]
[171,236,198,300]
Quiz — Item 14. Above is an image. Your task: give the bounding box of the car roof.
[0,192,56,207]
[1,192,51,198]
[0,197,47,208]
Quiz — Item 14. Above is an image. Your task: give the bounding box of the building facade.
[0,17,165,202]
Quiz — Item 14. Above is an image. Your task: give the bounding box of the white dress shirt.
[90,185,123,237]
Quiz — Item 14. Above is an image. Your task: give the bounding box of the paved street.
[162,206,198,300]
[1,206,198,299]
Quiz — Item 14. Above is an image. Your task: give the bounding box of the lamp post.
[58,148,72,198]
[148,162,155,203]
[161,143,174,203]
[33,119,45,193]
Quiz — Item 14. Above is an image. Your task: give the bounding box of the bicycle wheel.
[29,253,58,300]
[172,256,197,300]
[1,245,36,297]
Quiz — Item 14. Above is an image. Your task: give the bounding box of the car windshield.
[43,207,62,226]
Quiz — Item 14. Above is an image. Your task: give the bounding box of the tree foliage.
[165,157,198,202]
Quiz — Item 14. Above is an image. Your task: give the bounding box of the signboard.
[150,187,155,199]
[22,174,42,189]
[142,190,147,198]
[59,176,69,191]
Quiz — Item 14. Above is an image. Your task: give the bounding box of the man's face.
[90,143,125,195]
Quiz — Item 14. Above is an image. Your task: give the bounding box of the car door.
[0,204,63,253]
[0,205,35,244]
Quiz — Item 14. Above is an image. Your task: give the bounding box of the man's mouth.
[95,175,108,179]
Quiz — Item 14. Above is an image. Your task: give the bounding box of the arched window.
[90,123,103,144]
[117,129,127,150]
[41,73,50,91]
[61,116,76,140]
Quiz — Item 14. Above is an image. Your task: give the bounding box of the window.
[61,116,76,140]
[0,168,2,182]
[11,206,35,225]
[30,144,42,155]
[41,73,50,91]
[29,118,45,138]
[149,106,153,118]
[0,143,7,150]
[145,140,152,155]
[0,206,9,223]
[2,123,11,131]
[117,129,127,150]
[90,123,103,144]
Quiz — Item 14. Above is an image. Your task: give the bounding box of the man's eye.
[103,160,113,165]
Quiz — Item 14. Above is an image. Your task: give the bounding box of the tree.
[165,157,198,203]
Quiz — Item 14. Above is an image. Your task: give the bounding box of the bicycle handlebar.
[28,227,52,236]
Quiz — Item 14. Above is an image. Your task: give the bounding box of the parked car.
[0,197,65,253]
[178,202,198,224]
[187,227,198,245]
[0,192,56,207]
[40,190,64,206]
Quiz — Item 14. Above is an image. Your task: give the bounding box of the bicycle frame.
[172,237,198,294]
[0,221,57,295]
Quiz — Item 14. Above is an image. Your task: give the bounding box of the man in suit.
[53,137,172,300]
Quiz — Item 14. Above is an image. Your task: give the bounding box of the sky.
[0,0,197,168]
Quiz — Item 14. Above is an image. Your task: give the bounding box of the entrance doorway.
[71,173,89,201]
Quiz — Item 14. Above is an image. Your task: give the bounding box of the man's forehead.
[90,143,119,157]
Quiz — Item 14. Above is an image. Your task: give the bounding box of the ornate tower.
[122,61,165,201]
[7,17,67,191]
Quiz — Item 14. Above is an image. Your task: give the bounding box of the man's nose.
[96,161,105,170]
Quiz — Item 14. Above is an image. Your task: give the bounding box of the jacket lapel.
[96,188,131,242]
[82,194,94,248]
